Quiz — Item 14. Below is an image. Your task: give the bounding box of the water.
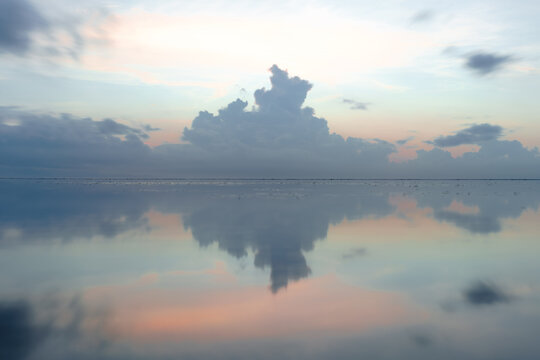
[1,179,539,360]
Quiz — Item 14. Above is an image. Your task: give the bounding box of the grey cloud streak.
[1,66,540,179]
[342,98,370,110]
[463,281,511,306]
[430,124,503,147]
[410,10,434,24]
[465,52,513,75]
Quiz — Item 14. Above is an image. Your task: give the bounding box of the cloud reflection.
[180,183,393,292]
[0,296,110,360]
[1,180,539,292]
[464,281,511,306]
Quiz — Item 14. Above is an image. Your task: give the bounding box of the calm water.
[1,179,539,360]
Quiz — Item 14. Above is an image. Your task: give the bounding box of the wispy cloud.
[342,98,370,111]
[410,10,434,24]
[342,247,367,260]
[429,124,502,147]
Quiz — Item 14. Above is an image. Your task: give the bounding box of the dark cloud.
[0,0,108,59]
[463,281,510,306]
[0,301,44,360]
[0,297,110,360]
[410,10,434,24]
[0,0,49,55]
[342,98,370,111]
[465,52,513,75]
[430,123,503,147]
[0,108,153,177]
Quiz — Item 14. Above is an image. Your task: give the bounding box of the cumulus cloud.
[181,184,393,292]
[1,66,540,179]
[463,281,511,306]
[403,138,540,178]
[464,52,513,75]
[342,98,370,110]
[430,123,503,147]
[175,65,395,178]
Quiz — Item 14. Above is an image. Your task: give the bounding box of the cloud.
[412,180,540,233]
[0,0,49,55]
[396,137,414,146]
[181,185,393,292]
[433,210,501,233]
[463,281,511,306]
[0,0,109,60]
[0,297,110,360]
[176,65,394,177]
[464,52,513,75]
[430,123,503,147]
[0,180,151,245]
[0,179,397,292]
[342,98,370,111]
[0,301,44,360]
[142,124,161,132]
[0,108,153,177]
[342,247,367,260]
[1,66,540,179]
[403,137,540,179]
[410,10,434,24]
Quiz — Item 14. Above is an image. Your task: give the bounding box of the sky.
[1,0,540,178]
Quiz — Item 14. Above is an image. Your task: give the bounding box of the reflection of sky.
[1,180,540,359]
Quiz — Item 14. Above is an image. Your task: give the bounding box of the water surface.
[1,179,539,360]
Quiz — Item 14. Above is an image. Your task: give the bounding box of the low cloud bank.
[1,66,539,178]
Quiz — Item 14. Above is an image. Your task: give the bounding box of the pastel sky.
[1,0,540,177]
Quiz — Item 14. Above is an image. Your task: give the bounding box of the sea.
[1,179,539,360]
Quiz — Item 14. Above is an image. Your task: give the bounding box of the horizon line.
[1,177,540,181]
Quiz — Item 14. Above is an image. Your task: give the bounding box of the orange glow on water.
[89,274,421,342]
